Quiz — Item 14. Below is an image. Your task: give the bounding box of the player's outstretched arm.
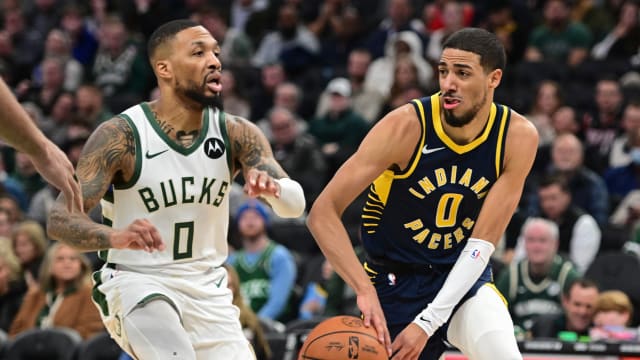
[226,114,305,218]
[47,117,164,252]
[308,104,421,357]
[0,79,82,212]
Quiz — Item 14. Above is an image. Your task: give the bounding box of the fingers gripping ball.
[298,316,388,360]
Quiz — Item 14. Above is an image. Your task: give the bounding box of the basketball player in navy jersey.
[308,28,538,360]
[47,20,305,359]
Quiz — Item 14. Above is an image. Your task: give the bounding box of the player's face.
[438,48,497,128]
[171,26,223,108]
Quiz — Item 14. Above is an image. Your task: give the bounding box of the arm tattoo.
[228,116,287,179]
[48,118,135,251]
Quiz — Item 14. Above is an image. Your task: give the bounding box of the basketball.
[298,315,389,360]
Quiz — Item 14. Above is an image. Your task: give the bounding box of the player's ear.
[488,68,502,89]
[155,60,172,80]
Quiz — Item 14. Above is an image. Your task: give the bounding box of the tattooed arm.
[226,115,305,217]
[47,117,164,252]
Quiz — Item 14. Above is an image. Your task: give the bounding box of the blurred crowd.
[0,0,639,358]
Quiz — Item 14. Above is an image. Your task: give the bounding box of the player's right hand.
[357,288,392,357]
[110,219,165,252]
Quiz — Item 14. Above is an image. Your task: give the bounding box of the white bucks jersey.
[100,103,231,275]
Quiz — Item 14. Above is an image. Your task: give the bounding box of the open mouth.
[206,74,222,93]
[442,96,461,110]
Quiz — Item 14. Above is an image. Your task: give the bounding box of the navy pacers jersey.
[360,94,511,267]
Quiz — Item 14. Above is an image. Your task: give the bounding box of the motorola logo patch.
[204,138,225,159]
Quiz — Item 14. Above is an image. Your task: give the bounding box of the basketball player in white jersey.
[47,19,305,360]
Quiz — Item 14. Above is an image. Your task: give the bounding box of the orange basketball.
[298,315,389,360]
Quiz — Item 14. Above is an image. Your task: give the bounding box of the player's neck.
[149,98,204,131]
[441,102,493,145]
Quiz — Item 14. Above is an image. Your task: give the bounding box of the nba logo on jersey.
[387,273,397,286]
[470,249,480,259]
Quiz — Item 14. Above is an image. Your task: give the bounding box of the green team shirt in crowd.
[496,255,580,330]
[233,242,277,313]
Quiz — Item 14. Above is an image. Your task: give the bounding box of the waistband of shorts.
[365,256,452,275]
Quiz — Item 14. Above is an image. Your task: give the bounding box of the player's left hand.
[244,168,280,198]
[390,323,429,359]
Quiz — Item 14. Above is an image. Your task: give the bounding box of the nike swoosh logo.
[145,149,168,159]
[422,146,446,155]
[214,275,225,288]
[419,316,432,323]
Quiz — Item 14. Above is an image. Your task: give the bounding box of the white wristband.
[262,178,306,218]
[412,237,495,336]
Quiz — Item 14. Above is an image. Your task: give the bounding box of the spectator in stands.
[252,4,320,76]
[526,80,564,148]
[366,0,422,60]
[421,0,474,35]
[591,0,640,62]
[194,6,254,68]
[546,133,609,225]
[221,69,251,120]
[497,218,580,331]
[8,242,104,340]
[382,55,423,114]
[59,4,98,67]
[533,175,601,274]
[589,290,635,341]
[0,208,13,238]
[11,220,47,284]
[25,0,60,43]
[16,56,66,116]
[605,126,640,212]
[33,29,83,92]
[609,101,640,169]
[268,107,326,208]
[224,263,272,360]
[0,241,26,332]
[425,0,466,63]
[257,82,306,139]
[250,62,286,121]
[229,0,272,48]
[92,15,151,111]
[75,84,113,128]
[525,0,592,67]
[532,106,583,179]
[0,195,22,228]
[39,92,77,146]
[478,0,530,65]
[315,48,384,123]
[0,151,28,211]
[531,278,600,338]
[227,200,297,323]
[582,77,624,174]
[10,151,47,203]
[364,30,433,100]
[2,8,44,82]
[308,0,366,72]
[308,77,369,179]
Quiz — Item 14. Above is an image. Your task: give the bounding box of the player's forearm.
[0,80,49,156]
[47,202,113,251]
[307,205,371,295]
